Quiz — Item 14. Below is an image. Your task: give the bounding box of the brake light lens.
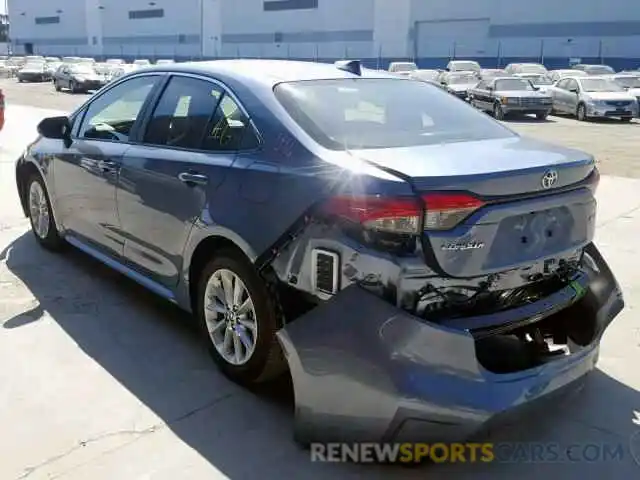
[320,192,486,234]
[422,193,485,230]
[320,195,421,234]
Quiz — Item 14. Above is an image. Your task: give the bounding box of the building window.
[128,9,165,20]
[264,0,319,12]
[35,16,60,25]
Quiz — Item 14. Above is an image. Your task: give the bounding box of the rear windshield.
[495,78,535,91]
[451,61,480,71]
[585,65,615,75]
[448,73,478,84]
[274,78,514,150]
[518,64,547,74]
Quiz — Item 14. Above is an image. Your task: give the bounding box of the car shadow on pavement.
[1,231,639,479]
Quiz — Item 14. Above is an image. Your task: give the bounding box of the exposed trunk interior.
[474,294,598,374]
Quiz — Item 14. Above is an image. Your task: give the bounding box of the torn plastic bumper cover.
[276,244,623,445]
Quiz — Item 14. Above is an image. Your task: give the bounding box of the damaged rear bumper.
[276,244,623,445]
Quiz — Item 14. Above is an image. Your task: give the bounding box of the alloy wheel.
[29,180,50,239]
[204,268,258,366]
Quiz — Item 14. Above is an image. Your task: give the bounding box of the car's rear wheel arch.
[188,235,252,313]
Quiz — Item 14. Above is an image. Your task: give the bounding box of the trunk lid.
[351,136,598,278]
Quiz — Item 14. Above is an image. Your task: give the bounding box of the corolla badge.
[441,240,485,251]
[541,169,559,189]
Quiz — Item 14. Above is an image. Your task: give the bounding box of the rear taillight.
[319,192,485,234]
[319,195,421,234]
[422,193,485,230]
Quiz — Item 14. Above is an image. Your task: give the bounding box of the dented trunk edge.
[275,243,623,445]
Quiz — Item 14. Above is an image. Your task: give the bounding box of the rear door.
[117,74,253,288]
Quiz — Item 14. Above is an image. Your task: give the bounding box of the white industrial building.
[7,0,640,69]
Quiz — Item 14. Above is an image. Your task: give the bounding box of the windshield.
[612,76,640,88]
[71,65,96,75]
[522,74,553,85]
[448,73,478,84]
[451,62,480,72]
[518,64,547,74]
[274,79,513,150]
[586,65,615,75]
[495,78,535,91]
[24,62,45,69]
[579,78,625,92]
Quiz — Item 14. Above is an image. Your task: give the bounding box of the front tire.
[493,102,505,120]
[196,250,286,386]
[26,174,65,251]
[536,112,549,120]
[577,103,588,121]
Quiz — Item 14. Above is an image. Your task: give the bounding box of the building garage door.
[415,18,492,58]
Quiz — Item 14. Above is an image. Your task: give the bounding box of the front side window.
[144,75,223,149]
[274,78,514,150]
[79,75,158,142]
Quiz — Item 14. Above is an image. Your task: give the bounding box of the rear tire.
[26,173,65,251]
[196,249,287,387]
[54,81,61,92]
[620,117,632,123]
[536,112,549,120]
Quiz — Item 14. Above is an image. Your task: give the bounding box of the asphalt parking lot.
[1,79,639,479]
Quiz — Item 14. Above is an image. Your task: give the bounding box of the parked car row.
[392,60,640,122]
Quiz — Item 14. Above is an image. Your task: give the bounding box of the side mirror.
[37,116,71,140]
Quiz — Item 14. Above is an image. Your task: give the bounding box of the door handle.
[98,160,117,172]
[178,172,209,186]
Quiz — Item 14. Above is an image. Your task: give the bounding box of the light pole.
[200,0,204,59]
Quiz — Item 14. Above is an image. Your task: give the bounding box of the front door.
[117,74,254,287]
[53,74,162,257]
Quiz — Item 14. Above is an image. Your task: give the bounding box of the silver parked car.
[504,63,548,75]
[605,74,640,110]
[548,76,637,121]
[438,71,480,100]
[387,61,418,76]
[409,68,440,84]
[446,60,481,73]
[468,76,552,120]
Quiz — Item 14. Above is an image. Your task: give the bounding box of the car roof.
[138,59,398,86]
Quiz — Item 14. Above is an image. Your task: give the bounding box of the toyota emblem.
[541,169,558,189]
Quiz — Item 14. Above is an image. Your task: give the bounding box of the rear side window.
[274,78,514,150]
[144,76,223,149]
[202,94,260,151]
